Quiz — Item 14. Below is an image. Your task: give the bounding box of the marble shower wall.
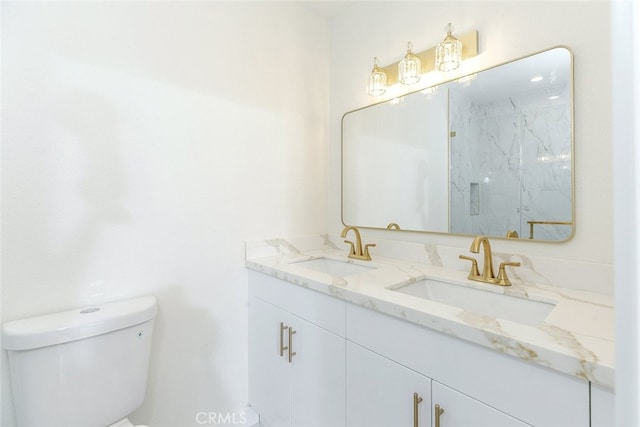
[449,85,572,240]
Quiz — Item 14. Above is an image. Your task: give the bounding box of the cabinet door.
[346,342,430,427]
[590,384,614,427]
[431,381,530,427]
[290,315,345,427]
[248,297,291,427]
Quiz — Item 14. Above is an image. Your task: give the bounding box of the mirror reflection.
[342,47,573,241]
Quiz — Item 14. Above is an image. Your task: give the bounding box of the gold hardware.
[527,220,573,239]
[470,235,494,281]
[505,230,519,238]
[459,255,480,277]
[287,327,296,363]
[341,226,376,260]
[450,131,457,137]
[279,322,288,357]
[434,404,445,427]
[496,261,521,286]
[459,236,520,286]
[344,240,356,255]
[377,30,478,86]
[386,222,401,230]
[413,393,423,427]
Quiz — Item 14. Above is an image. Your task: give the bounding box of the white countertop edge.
[245,250,615,389]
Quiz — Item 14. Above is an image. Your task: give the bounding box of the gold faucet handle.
[495,261,521,286]
[363,243,376,260]
[459,255,480,278]
[343,240,356,256]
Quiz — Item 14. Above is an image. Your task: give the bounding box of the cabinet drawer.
[249,270,346,336]
[346,302,589,426]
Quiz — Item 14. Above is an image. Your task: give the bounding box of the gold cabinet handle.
[279,322,288,357]
[413,393,423,427]
[288,327,297,363]
[435,404,445,427]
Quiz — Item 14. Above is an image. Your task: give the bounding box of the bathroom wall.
[1,2,328,426]
[328,1,613,294]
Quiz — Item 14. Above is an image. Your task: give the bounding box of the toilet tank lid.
[2,296,158,351]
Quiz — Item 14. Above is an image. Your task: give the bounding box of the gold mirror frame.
[341,46,575,242]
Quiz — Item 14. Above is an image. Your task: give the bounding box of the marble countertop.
[246,239,615,389]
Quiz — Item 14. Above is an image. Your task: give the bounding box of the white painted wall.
[3,0,633,424]
[1,2,328,426]
[328,1,614,294]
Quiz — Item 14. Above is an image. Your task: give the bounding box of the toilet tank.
[2,296,158,427]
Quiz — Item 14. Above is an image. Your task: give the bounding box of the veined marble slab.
[245,235,614,389]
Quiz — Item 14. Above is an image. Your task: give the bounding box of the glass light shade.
[436,23,462,72]
[398,42,421,85]
[421,86,438,96]
[367,57,387,96]
[456,73,477,87]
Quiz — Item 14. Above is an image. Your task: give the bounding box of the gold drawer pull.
[279,322,288,357]
[435,404,445,427]
[413,392,423,427]
[288,327,297,363]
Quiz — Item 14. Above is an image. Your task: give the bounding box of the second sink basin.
[290,257,377,278]
[390,279,555,326]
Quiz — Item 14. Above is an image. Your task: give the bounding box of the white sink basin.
[290,257,377,278]
[390,279,555,326]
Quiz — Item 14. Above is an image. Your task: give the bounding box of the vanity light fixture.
[364,26,478,97]
[398,42,421,85]
[435,23,462,72]
[367,57,388,96]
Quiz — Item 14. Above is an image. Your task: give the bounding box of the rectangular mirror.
[342,46,574,241]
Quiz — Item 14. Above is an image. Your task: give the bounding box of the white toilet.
[2,296,158,427]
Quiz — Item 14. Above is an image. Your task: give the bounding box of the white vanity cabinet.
[346,341,431,427]
[345,341,529,427]
[248,272,346,427]
[249,296,291,427]
[590,384,615,427]
[346,303,589,427]
[248,270,598,427]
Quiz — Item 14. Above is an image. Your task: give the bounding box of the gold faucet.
[341,226,376,261]
[459,236,521,286]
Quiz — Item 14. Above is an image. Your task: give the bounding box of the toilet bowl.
[2,296,158,427]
